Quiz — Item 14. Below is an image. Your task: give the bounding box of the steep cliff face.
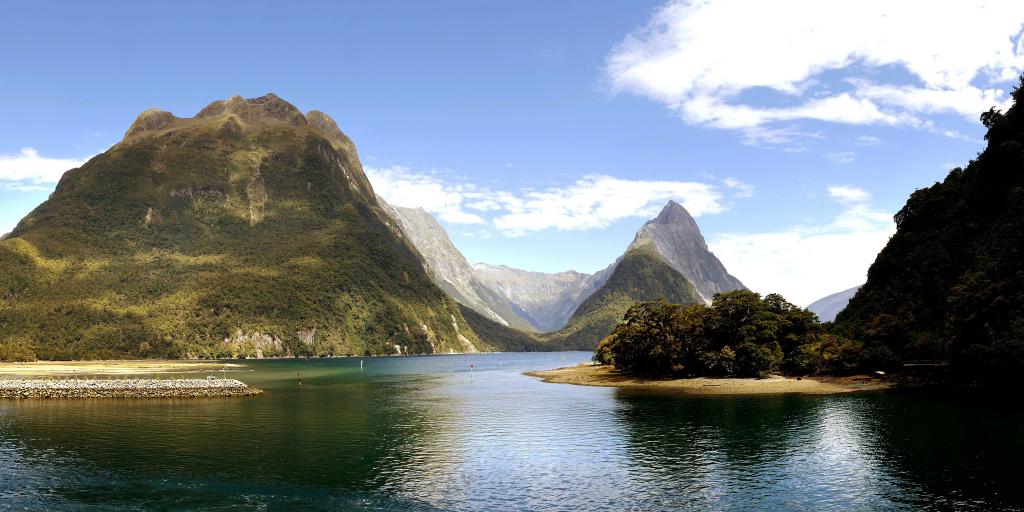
[381,203,537,331]
[626,200,745,303]
[376,199,745,349]
[0,94,492,359]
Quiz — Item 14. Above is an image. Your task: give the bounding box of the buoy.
[297,371,302,386]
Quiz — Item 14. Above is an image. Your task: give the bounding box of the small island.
[531,291,895,395]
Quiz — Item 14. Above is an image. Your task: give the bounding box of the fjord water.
[1,353,1021,511]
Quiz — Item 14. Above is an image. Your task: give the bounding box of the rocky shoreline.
[0,377,263,399]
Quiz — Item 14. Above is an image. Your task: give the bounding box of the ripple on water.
[1,353,1022,511]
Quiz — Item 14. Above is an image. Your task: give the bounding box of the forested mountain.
[835,78,1024,383]
[538,242,703,350]
[0,94,494,359]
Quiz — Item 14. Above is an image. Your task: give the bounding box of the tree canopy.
[596,290,865,378]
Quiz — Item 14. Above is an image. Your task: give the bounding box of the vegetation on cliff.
[538,244,703,350]
[0,94,491,360]
[834,77,1024,385]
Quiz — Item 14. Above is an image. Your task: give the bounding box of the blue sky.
[2,0,1022,305]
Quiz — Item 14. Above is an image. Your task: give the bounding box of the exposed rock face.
[378,199,744,335]
[471,264,606,332]
[626,200,745,302]
[806,286,860,322]
[380,202,537,331]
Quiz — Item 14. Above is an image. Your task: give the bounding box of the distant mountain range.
[806,286,860,322]
[384,199,747,349]
[0,92,749,360]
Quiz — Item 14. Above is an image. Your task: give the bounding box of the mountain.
[807,286,860,322]
[471,264,605,331]
[538,201,741,348]
[626,200,745,303]
[0,94,494,360]
[381,199,743,350]
[380,203,537,331]
[539,241,703,349]
[835,78,1024,384]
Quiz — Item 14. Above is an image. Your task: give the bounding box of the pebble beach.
[0,377,263,399]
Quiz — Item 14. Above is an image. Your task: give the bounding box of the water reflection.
[0,354,1022,511]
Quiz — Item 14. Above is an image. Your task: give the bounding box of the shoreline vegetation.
[0,360,262,399]
[526,364,892,395]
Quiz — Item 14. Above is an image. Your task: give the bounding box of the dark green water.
[1,352,1022,511]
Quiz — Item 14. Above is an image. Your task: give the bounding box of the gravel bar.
[0,377,263,399]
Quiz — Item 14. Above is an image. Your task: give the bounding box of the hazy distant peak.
[806,286,861,322]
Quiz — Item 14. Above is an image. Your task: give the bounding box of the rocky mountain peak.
[124,108,177,139]
[306,110,358,155]
[194,93,307,127]
[627,200,744,303]
[650,200,702,233]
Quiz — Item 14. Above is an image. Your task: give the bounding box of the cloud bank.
[367,165,745,236]
[709,185,894,306]
[607,0,1024,147]
[0,148,87,191]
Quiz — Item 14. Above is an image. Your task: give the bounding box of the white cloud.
[606,0,1024,141]
[828,185,871,204]
[709,185,894,306]
[855,135,883,146]
[0,148,88,190]
[824,151,856,164]
[722,177,754,198]
[491,175,725,235]
[741,125,824,152]
[367,166,731,236]
[365,166,486,224]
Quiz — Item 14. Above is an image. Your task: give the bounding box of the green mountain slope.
[835,78,1024,382]
[0,94,491,360]
[539,243,703,350]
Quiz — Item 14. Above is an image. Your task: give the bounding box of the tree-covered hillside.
[835,78,1024,384]
[538,243,703,350]
[0,94,492,360]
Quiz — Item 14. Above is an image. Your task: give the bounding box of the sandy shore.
[0,360,244,376]
[525,364,892,395]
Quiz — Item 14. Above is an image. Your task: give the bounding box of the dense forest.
[595,291,865,378]
[834,77,1024,386]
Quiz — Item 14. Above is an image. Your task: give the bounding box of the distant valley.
[384,198,747,349]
